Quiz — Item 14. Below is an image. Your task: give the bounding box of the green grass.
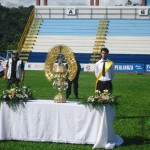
[0,71,150,150]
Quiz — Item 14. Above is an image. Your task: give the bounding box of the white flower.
[87,96,94,102]
[8,95,13,99]
[95,90,101,94]
[103,89,108,93]
[102,95,110,100]
[95,90,99,93]
[24,94,28,98]
[3,95,7,98]
[23,86,27,89]
[91,99,95,102]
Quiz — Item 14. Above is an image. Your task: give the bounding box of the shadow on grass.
[122,136,150,146]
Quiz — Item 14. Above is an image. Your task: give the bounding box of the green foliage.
[0,4,33,52]
[0,71,150,149]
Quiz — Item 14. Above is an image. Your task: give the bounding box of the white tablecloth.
[0,100,123,149]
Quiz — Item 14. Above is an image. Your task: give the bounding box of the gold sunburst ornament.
[44,45,77,103]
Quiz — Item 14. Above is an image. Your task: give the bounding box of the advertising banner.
[115,63,144,73]
[83,64,95,72]
[115,64,133,72]
[25,63,44,70]
[134,64,144,72]
[25,62,147,73]
[145,64,150,72]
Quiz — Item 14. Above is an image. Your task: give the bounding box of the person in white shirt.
[4,50,24,89]
[95,48,115,93]
[0,61,4,78]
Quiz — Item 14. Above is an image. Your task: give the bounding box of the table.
[0,100,123,149]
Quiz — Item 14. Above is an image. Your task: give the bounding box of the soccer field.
[0,71,150,150]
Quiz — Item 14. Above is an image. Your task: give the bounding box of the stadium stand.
[105,20,150,54]
[31,19,99,53]
[23,19,101,63]
[19,7,150,68]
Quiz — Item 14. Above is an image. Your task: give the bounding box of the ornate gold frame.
[44,44,77,82]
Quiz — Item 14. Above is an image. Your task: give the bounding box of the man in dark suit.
[66,60,81,99]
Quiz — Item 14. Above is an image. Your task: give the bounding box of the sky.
[0,0,89,8]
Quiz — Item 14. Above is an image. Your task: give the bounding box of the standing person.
[4,50,25,89]
[66,60,81,99]
[0,61,4,78]
[95,48,115,93]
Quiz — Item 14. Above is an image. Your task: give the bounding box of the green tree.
[0,4,33,52]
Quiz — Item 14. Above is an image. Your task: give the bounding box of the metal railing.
[17,7,35,51]
[35,6,150,20]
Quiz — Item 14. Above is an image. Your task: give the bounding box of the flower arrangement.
[81,90,119,108]
[0,84,34,109]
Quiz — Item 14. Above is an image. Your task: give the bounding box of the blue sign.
[115,63,144,73]
[145,64,150,72]
[115,63,133,72]
[134,64,144,72]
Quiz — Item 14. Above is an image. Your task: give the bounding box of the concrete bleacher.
[31,19,99,54]
[105,20,150,55]
[32,35,96,53]
[26,19,100,63]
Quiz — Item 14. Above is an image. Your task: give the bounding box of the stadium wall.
[35,6,150,19]
[24,62,150,73]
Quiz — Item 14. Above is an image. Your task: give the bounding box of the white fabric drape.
[0,100,123,149]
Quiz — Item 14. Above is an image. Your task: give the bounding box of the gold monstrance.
[44,45,77,103]
[52,57,68,103]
